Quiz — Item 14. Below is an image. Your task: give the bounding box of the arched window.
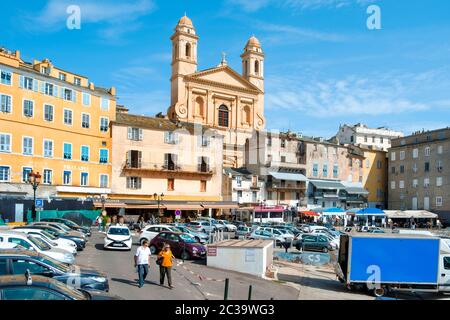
[254,60,260,75]
[186,43,191,58]
[195,97,204,117]
[218,105,229,127]
[243,105,251,124]
[244,60,248,76]
[173,44,178,60]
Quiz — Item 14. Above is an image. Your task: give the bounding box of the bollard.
[248,285,253,300]
[224,278,229,300]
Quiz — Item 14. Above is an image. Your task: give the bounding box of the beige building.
[166,15,265,168]
[388,128,450,224]
[109,111,235,220]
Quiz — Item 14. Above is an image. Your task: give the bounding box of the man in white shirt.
[134,240,151,288]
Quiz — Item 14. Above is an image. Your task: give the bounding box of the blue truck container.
[336,233,450,297]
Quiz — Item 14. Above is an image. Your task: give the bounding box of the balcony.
[122,162,214,177]
[265,160,306,170]
[313,191,339,199]
[266,181,306,192]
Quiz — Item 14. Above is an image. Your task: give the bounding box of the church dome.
[246,36,261,48]
[178,15,193,27]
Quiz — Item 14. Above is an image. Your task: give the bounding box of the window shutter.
[197,157,202,172]
[138,178,142,189]
[127,127,132,140]
[138,151,142,168]
[164,132,169,143]
[53,85,58,97]
[175,133,179,144]
[126,177,130,189]
[19,75,24,88]
[138,129,143,141]
[36,80,42,93]
[126,151,131,167]
[164,154,169,167]
[72,90,77,103]
[60,87,65,99]
[173,154,178,167]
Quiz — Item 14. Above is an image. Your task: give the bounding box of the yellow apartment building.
[360,146,388,209]
[0,47,116,220]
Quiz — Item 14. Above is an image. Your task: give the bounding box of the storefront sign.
[207,246,217,256]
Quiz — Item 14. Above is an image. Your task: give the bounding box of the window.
[413,179,418,188]
[425,162,430,172]
[59,73,66,81]
[126,177,141,189]
[218,105,229,127]
[100,117,109,132]
[412,163,418,173]
[390,152,396,161]
[267,191,273,200]
[391,167,396,174]
[254,60,260,75]
[99,149,109,164]
[198,156,209,172]
[164,131,178,144]
[437,160,443,172]
[22,168,33,183]
[380,137,384,143]
[63,88,73,101]
[185,43,191,58]
[164,153,177,170]
[101,98,110,111]
[376,160,382,169]
[74,77,81,86]
[236,176,242,187]
[81,146,89,162]
[44,83,54,96]
[366,159,370,168]
[43,140,53,158]
[0,166,10,182]
[167,178,175,191]
[80,172,88,186]
[100,175,108,188]
[23,76,34,90]
[43,169,52,185]
[333,165,338,178]
[437,177,443,187]
[63,171,71,185]
[0,133,11,152]
[44,104,53,122]
[280,192,286,201]
[82,93,91,106]
[23,137,33,155]
[436,197,443,207]
[0,70,12,85]
[200,180,207,192]
[437,146,443,154]
[128,127,143,141]
[126,150,142,168]
[444,257,450,270]
[372,136,375,143]
[267,135,272,147]
[281,156,286,163]
[312,163,318,177]
[391,181,396,190]
[63,109,72,125]
[81,113,90,128]
[425,147,431,157]
[413,148,418,158]
[23,100,33,117]
[364,136,368,143]
[399,151,405,160]
[322,164,328,177]
[281,139,286,148]
[200,135,209,147]
[399,180,405,189]
[63,143,72,160]
[400,165,405,174]
[0,94,12,113]
[424,178,430,188]
[195,97,204,117]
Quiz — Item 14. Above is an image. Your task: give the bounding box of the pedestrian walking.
[134,240,151,288]
[158,244,175,289]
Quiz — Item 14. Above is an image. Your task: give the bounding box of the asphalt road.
[76,231,299,300]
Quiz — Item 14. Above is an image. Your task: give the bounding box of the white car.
[0,231,75,264]
[104,226,132,250]
[13,228,77,255]
[216,220,237,232]
[258,227,294,242]
[138,224,181,245]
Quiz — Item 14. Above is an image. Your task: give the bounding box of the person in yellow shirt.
[158,244,176,289]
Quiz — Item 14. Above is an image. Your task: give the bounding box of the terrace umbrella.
[356,208,386,227]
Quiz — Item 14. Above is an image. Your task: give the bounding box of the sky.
[1,0,450,138]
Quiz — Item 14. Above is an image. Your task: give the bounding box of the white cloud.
[227,0,377,12]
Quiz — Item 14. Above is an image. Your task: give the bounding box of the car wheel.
[181,250,190,260]
[149,245,157,254]
[140,238,148,246]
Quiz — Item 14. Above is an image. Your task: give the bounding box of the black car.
[15,226,86,251]
[0,249,109,292]
[0,274,120,300]
[40,218,91,237]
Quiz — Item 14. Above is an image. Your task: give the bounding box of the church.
[167,15,266,168]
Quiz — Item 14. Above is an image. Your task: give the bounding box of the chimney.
[89,82,95,90]
[15,50,20,60]
[109,86,116,96]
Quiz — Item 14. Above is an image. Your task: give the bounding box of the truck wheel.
[372,287,387,298]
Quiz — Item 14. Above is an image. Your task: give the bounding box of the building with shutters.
[0,47,116,221]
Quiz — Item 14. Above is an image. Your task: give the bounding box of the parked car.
[18,225,85,251]
[293,234,333,253]
[139,224,181,245]
[0,231,75,265]
[198,218,226,231]
[149,232,206,260]
[103,226,132,250]
[273,225,302,236]
[216,220,237,232]
[0,274,120,300]
[188,221,216,233]
[174,225,208,244]
[13,228,77,255]
[368,229,385,234]
[235,226,252,239]
[248,229,285,245]
[40,218,91,237]
[258,227,295,241]
[31,222,87,241]
[0,249,109,292]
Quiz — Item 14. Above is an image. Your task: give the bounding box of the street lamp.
[259,199,266,224]
[154,193,164,219]
[28,171,41,222]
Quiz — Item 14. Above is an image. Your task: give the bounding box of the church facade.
[167,15,266,168]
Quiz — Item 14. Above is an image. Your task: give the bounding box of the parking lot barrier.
[224,278,229,300]
[248,285,253,300]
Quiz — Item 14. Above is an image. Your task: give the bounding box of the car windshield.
[168,227,182,233]
[36,255,71,273]
[62,220,79,228]
[108,228,130,236]
[180,234,196,243]
[41,230,57,240]
[56,224,71,232]
[28,236,51,251]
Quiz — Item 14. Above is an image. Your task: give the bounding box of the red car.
[149,232,207,260]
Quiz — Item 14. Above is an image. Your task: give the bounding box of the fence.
[26,209,101,227]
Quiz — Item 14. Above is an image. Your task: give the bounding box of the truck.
[335,233,450,297]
